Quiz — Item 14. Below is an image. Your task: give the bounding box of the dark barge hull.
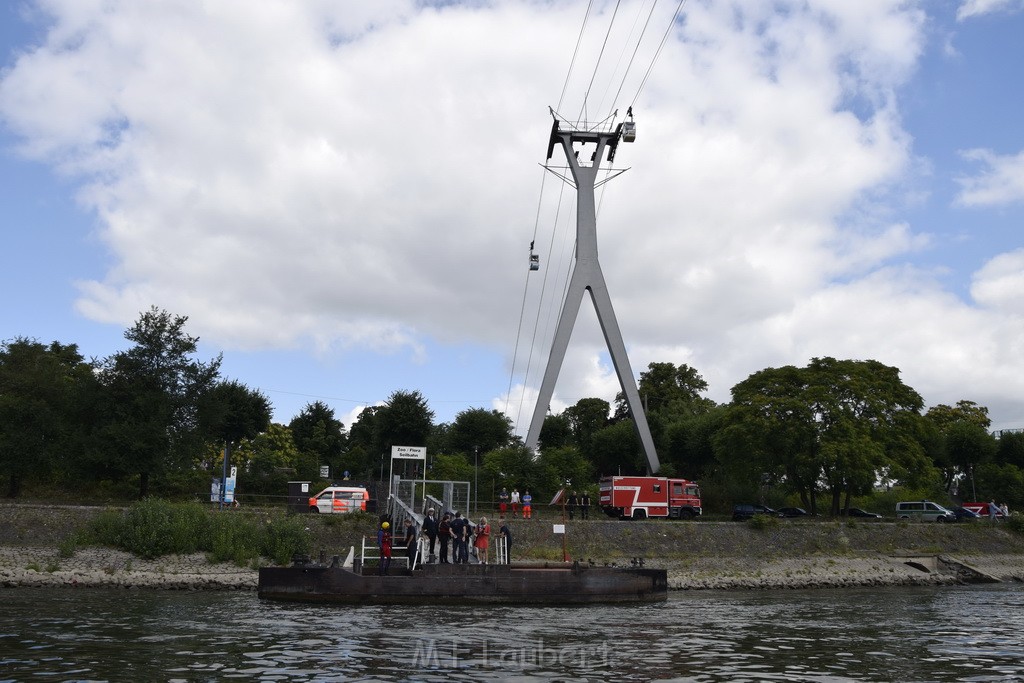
[258,562,667,605]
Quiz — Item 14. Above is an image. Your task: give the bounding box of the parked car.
[843,507,882,519]
[777,507,816,518]
[308,486,371,514]
[732,503,777,521]
[952,506,981,521]
[895,500,956,523]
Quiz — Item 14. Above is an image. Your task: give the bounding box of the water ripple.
[1,585,1023,681]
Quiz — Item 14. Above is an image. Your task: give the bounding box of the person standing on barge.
[377,521,392,575]
[475,516,491,564]
[437,512,453,563]
[450,511,469,563]
[498,516,512,564]
[422,508,439,562]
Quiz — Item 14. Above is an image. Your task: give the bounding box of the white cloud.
[957,0,1024,21]
[955,149,1024,206]
[972,249,1024,314]
[4,0,1024,432]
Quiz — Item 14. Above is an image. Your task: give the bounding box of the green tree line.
[3,309,1023,513]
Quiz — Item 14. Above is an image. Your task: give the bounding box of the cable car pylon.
[524,109,660,474]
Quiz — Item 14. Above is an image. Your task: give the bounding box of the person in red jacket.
[474,516,491,564]
[377,521,392,575]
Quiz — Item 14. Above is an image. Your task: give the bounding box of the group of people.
[377,508,512,573]
[565,491,591,520]
[497,488,534,519]
[989,500,1011,520]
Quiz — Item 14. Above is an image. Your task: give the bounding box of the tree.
[200,380,272,450]
[289,401,347,477]
[539,412,574,451]
[944,421,997,495]
[445,408,513,457]
[375,390,435,479]
[537,445,594,493]
[925,400,991,432]
[346,406,381,480]
[973,462,1024,509]
[997,431,1024,469]
[376,390,435,450]
[589,419,644,475]
[720,364,820,509]
[240,423,302,494]
[0,338,96,497]
[724,357,930,515]
[563,398,610,452]
[925,400,996,491]
[199,379,272,499]
[615,362,715,420]
[92,307,221,497]
[481,446,544,496]
[662,407,727,480]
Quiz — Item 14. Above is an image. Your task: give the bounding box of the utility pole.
[525,109,660,474]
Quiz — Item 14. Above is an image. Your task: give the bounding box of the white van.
[308,486,370,514]
[895,500,955,523]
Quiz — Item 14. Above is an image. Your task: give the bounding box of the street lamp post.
[474,446,479,516]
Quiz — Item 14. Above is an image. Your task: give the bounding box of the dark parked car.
[778,507,816,518]
[842,507,882,519]
[952,506,981,521]
[732,503,777,521]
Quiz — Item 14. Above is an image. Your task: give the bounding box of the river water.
[1,584,1022,682]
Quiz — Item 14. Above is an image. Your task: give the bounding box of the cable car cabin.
[621,121,636,143]
[529,253,540,271]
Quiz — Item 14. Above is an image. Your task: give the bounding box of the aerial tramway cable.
[629,0,688,108]
[577,0,623,124]
[605,0,662,119]
[558,0,595,112]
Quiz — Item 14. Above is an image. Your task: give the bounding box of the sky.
[2,0,1023,438]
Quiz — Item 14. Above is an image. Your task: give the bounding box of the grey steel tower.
[525,111,660,474]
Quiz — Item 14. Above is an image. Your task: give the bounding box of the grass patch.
[57,535,79,558]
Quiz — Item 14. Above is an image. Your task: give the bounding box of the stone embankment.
[2,503,1023,591]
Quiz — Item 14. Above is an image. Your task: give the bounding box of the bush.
[84,499,311,565]
[119,498,185,558]
[260,515,311,565]
[747,514,780,531]
[207,513,260,565]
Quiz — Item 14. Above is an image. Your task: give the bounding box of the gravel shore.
[0,546,257,590]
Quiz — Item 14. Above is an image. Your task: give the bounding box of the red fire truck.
[599,475,702,520]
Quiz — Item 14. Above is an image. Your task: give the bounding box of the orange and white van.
[308,486,370,514]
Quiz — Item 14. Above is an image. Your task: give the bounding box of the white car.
[308,486,370,514]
